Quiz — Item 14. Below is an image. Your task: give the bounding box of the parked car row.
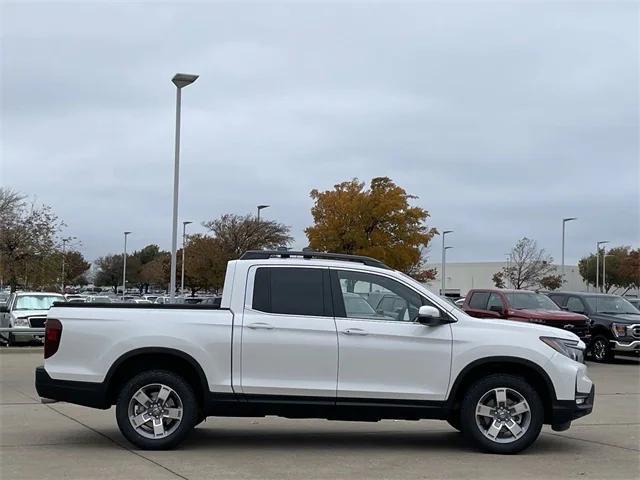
[457,288,640,362]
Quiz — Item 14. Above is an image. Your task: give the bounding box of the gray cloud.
[2,1,638,265]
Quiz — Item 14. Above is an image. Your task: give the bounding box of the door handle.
[341,328,368,336]
[247,322,274,330]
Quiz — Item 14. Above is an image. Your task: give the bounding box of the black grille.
[28,317,46,328]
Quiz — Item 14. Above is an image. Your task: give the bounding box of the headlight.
[12,317,29,327]
[611,323,627,337]
[540,336,584,363]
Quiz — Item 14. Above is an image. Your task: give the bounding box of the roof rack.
[239,250,390,270]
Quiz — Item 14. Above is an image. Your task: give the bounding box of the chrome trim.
[611,339,640,352]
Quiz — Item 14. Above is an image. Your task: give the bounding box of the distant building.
[424,262,588,297]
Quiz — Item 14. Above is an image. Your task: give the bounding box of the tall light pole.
[257,204,270,221]
[169,73,199,303]
[61,238,68,293]
[181,221,192,296]
[561,217,577,281]
[596,240,609,292]
[441,230,453,295]
[122,231,131,300]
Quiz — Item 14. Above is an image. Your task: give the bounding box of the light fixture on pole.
[181,221,192,296]
[257,204,270,221]
[595,240,609,292]
[561,217,577,281]
[122,231,131,301]
[441,230,453,295]
[169,73,199,303]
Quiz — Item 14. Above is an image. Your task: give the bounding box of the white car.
[35,250,593,454]
[0,292,66,344]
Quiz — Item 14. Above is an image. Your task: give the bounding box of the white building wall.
[424,262,589,296]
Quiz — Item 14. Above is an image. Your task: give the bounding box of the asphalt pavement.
[1,347,638,479]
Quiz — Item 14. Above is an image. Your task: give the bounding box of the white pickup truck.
[35,250,594,454]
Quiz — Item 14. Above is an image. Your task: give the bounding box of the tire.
[446,413,463,432]
[115,370,198,450]
[590,335,614,363]
[461,374,543,454]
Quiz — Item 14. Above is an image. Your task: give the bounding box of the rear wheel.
[115,370,198,450]
[591,335,614,362]
[461,374,543,454]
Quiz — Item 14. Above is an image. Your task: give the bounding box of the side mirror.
[489,305,504,314]
[0,306,9,314]
[417,305,446,326]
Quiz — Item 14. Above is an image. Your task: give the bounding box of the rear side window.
[252,267,327,317]
[469,292,490,310]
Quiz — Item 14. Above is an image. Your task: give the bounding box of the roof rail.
[239,250,390,270]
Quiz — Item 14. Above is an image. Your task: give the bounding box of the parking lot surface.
[1,348,639,480]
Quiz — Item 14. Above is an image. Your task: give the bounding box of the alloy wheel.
[475,387,531,444]
[127,383,183,439]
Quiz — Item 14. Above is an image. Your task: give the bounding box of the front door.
[332,269,452,401]
[240,266,338,398]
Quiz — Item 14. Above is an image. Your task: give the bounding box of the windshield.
[584,296,639,315]
[344,295,376,315]
[14,295,65,310]
[505,292,560,310]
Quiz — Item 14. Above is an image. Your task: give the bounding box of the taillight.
[44,319,62,359]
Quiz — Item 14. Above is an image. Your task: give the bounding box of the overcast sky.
[2,1,638,265]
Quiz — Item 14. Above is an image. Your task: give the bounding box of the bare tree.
[502,237,555,290]
[203,213,293,258]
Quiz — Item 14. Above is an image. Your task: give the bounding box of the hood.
[11,309,50,318]
[461,312,581,342]
[591,312,640,324]
[510,309,587,322]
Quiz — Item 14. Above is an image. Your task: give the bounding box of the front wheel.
[115,370,198,450]
[590,335,614,363]
[461,374,543,454]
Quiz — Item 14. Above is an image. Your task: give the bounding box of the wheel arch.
[447,356,557,424]
[105,347,209,408]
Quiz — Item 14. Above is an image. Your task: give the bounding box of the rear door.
[332,268,452,401]
[240,266,338,398]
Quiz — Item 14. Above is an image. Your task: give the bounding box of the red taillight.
[44,319,62,359]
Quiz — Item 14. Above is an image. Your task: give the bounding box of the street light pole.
[122,231,131,300]
[441,230,453,295]
[257,204,270,221]
[561,217,577,282]
[61,238,68,293]
[596,240,609,292]
[169,73,199,303]
[181,221,192,296]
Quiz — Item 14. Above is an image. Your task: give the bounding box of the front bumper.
[35,366,109,409]
[551,385,595,430]
[611,339,640,353]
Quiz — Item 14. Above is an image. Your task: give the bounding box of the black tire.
[461,374,543,454]
[115,370,198,450]
[590,335,614,363]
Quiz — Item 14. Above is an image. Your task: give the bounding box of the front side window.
[335,270,423,322]
[252,267,327,317]
[486,293,505,311]
[566,297,585,314]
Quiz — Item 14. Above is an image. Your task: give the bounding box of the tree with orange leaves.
[305,177,438,282]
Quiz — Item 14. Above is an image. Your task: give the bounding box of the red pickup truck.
[463,289,590,341]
